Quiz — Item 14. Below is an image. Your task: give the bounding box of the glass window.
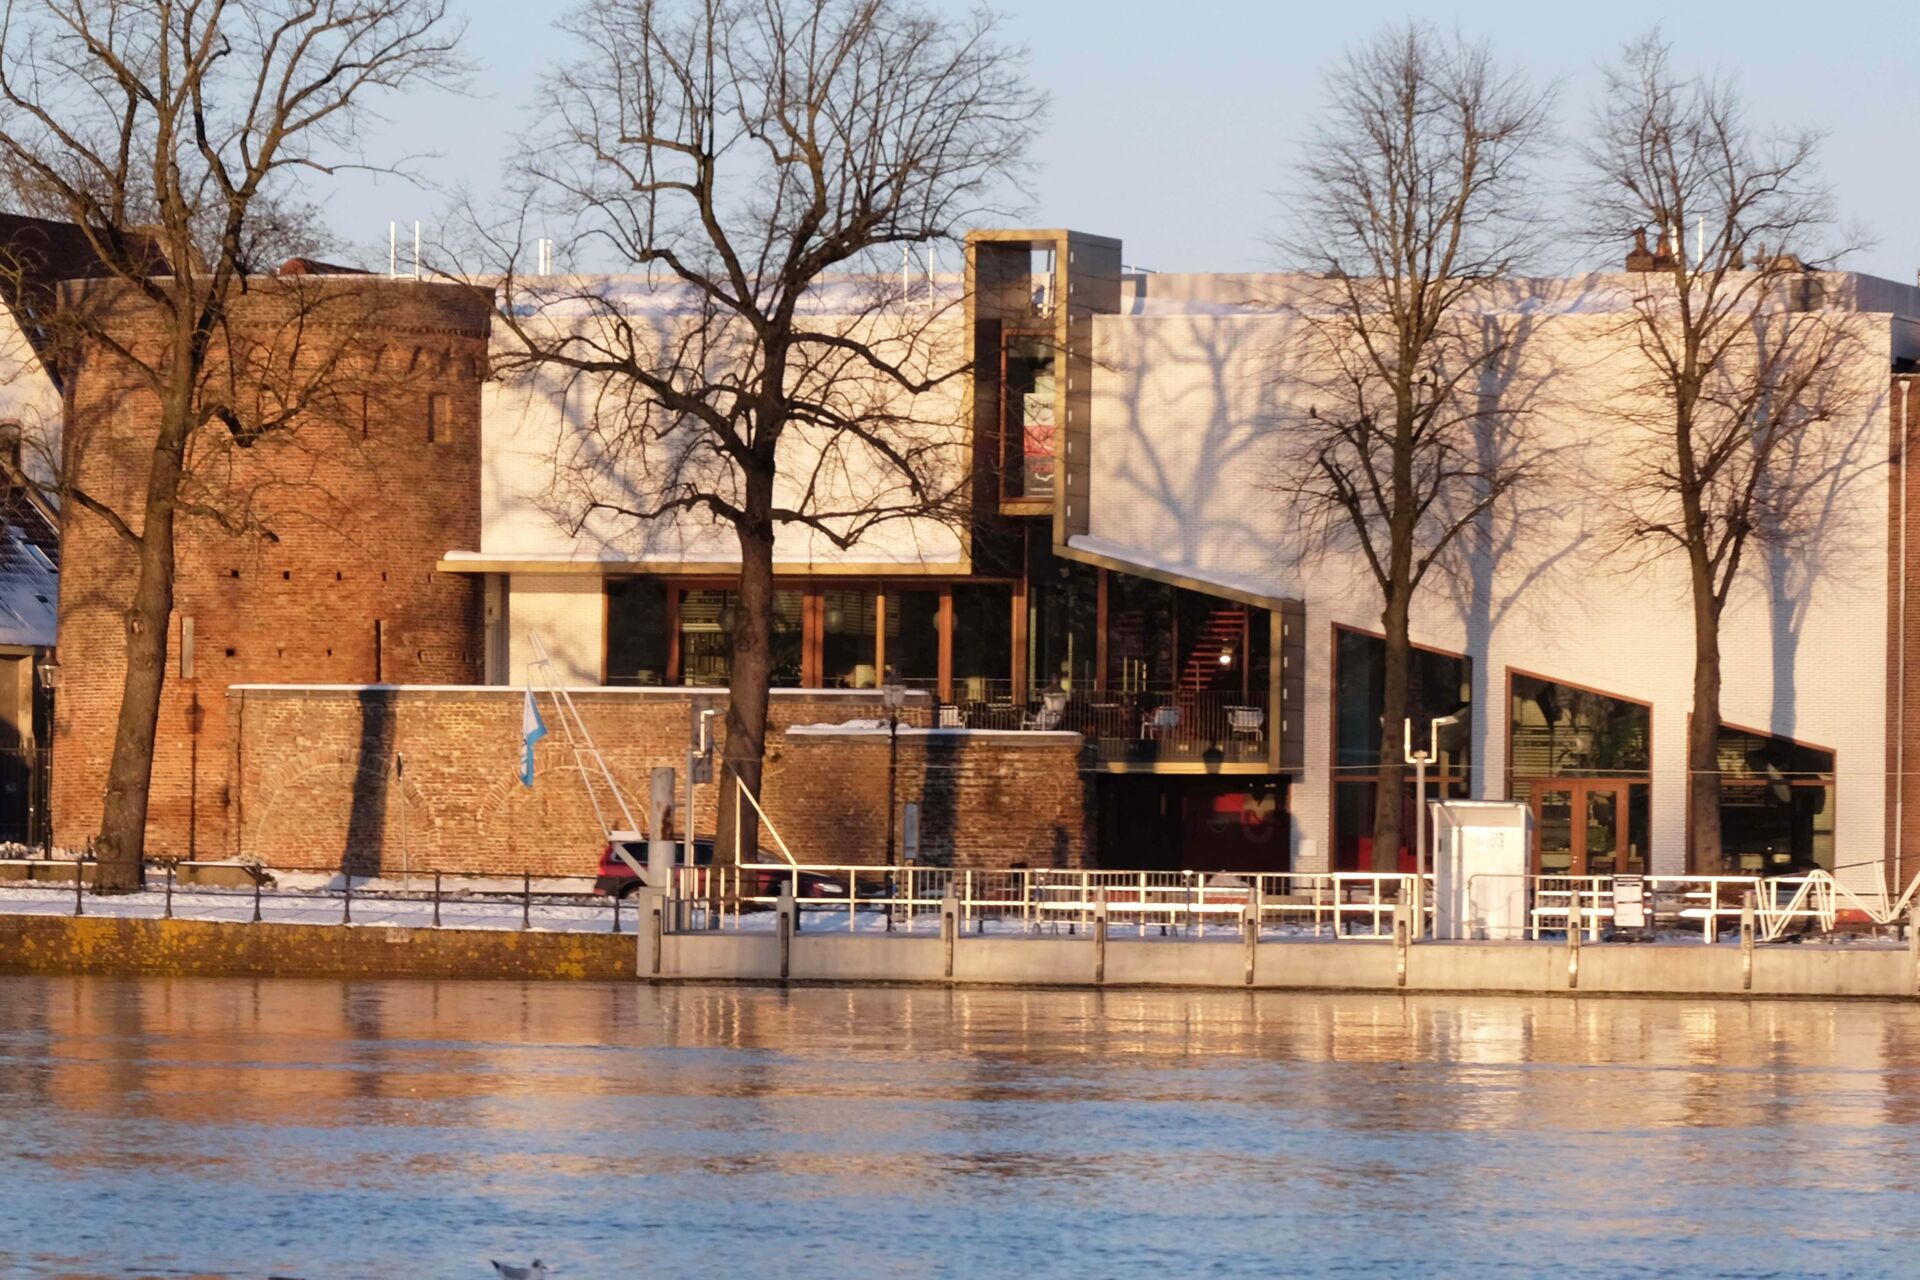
[678,588,803,687]
[1027,541,1099,693]
[1714,726,1835,876]
[886,590,941,687]
[1002,332,1055,499]
[951,584,1011,701]
[821,589,877,688]
[1509,674,1649,779]
[1331,627,1471,872]
[605,577,669,686]
[1106,573,1175,690]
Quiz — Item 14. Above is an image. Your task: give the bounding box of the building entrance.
[1522,779,1629,876]
[1094,776,1289,873]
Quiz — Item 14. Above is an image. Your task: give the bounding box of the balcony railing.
[882,683,1268,767]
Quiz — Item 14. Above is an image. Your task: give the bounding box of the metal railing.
[1526,867,1895,940]
[673,864,1419,938]
[884,684,1270,764]
[671,861,1920,945]
[0,860,635,933]
[8,855,1910,948]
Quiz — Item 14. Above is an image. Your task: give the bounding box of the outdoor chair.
[1023,689,1068,730]
[1142,704,1181,739]
[1227,705,1265,747]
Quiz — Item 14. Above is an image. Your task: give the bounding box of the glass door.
[1532,786,1575,875]
[1524,780,1628,875]
[1580,783,1627,876]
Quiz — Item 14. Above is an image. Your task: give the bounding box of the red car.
[593,835,848,901]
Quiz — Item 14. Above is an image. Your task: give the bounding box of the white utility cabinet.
[1431,801,1532,940]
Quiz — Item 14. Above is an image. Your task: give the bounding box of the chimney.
[1625,227,1654,272]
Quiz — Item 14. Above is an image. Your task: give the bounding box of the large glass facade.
[605,577,669,686]
[951,584,1011,702]
[1331,627,1471,872]
[1026,541,1099,693]
[1508,673,1651,876]
[820,588,878,688]
[678,588,804,687]
[886,591,942,686]
[1712,726,1835,875]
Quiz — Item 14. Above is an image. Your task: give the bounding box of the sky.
[330,0,1920,283]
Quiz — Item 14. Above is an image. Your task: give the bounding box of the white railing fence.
[668,861,1920,943]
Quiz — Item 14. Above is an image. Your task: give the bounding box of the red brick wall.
[52,277,492,859]
[225,686,1090,875]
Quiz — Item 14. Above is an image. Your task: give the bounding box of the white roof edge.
[1063,536,1295,608]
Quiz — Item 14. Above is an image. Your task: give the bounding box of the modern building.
[38,222,1920,887]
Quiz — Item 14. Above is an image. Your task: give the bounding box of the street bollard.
[941,887,958,980]
[1093,888,1109,985]
[73,858,83,917]
[164,863,174,920]
[1567,894,1582,990]
[432,871,441,928]
[777,882,795,982]
[522,870,532,931]
[611,890,622,936]
[1243,882,1261,987]
[343,873,352,925]
[1741,891,1756,991]
[1392,899,1411,988]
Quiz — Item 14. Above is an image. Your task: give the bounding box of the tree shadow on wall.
[341,685,394,882]
[916,732,958,866]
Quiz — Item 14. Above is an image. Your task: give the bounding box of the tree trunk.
[1688,578,1724,874]
[1371,588,1412,874]
[93,445,184,893]
[716,463,777,907]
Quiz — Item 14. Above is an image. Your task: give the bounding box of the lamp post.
[35,654,59,859]
[882,679,906,866]
[1405,712,1461,937]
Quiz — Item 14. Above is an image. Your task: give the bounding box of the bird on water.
[491,1261,548,1279]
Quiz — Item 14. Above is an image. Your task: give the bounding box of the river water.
[1,977,1917,1278]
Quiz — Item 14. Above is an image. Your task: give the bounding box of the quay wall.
[7,911,1914,1000]
[0,914,633,980]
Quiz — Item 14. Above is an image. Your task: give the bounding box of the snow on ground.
[0,881,634,933]
[0,871,1902,946]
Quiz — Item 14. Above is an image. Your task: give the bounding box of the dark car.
[593,834,848,901]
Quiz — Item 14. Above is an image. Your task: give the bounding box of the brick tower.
[51,272,493,861]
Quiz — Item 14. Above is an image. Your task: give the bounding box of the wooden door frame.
[1521,777,1629,875]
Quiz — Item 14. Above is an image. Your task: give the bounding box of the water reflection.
[1,978,1918,1276]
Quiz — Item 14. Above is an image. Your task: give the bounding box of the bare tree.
[1585,34,1865,873]
[1273,23,1552,873]
[0,0,464,889]
[491,0,1040,867]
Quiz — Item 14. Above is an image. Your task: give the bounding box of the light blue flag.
[520,687,548,787]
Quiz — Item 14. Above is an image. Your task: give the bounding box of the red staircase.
[1177,607,1249,694]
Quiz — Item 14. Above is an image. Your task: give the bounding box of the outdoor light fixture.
[36,655,60,690]
[1218,647,1234,667]
[1404,712,1464,938]
[880,681,907,712]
